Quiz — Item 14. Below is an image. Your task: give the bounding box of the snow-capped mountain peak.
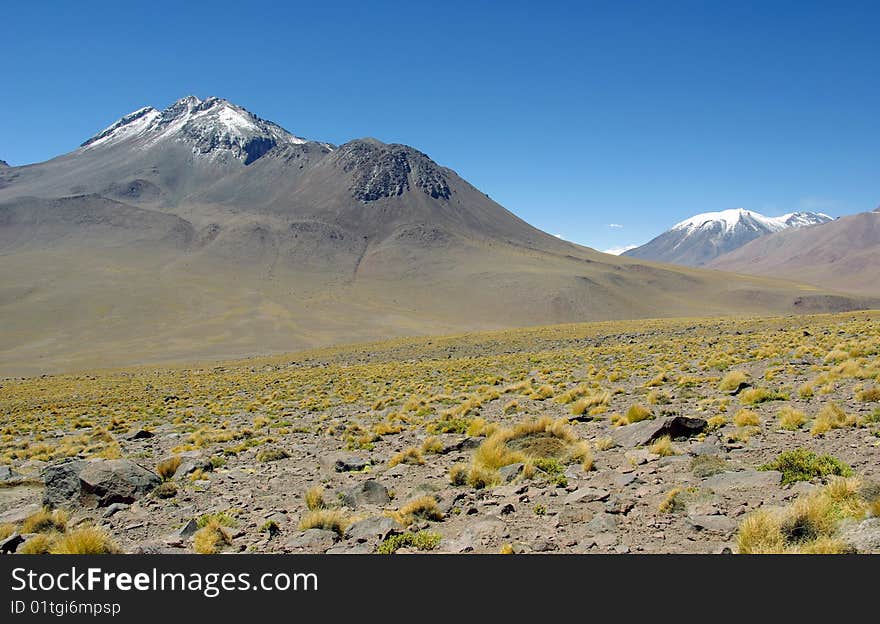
[623,208,833,266]
[671,208,831,236]
[81,95,308,164]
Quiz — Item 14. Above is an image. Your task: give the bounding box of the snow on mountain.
[80,96,308,164]
[623,208,833,266]
[672,208,831,235]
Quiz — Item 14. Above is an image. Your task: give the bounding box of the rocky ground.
[1,311,879,554]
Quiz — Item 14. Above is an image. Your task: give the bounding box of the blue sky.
[2,1,878,252]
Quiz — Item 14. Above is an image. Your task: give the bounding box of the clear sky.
[2,1,878,252]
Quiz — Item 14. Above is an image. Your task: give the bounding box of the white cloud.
[603,244,637,255]
[608,223,624,228]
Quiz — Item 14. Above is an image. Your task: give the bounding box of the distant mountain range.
[0,96,873,374]
[709,206,880,295]
[623,208,833,266]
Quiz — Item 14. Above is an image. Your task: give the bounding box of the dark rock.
[611,416,707,449]
[178,519,199,538]
[729,382,752,396]
[0,532,24,554]
[127,429,155,440]
[500,503,516,516]
[43,459,160,508]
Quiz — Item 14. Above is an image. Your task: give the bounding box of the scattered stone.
[584,512,618,534]
[498,463,524,483]
[687,514,738,535]
[531,539,558,552]
[326,543,374,554]
[564,487,610,504]
[177,519,199,538]
[320,453,369,473]
[729,382,752,396]
[345,516,400,543]
[285,529,338,551]
[840,518,880,553]
[702,470,782,492]
[102,502,130,518]
[593,532,618,548]
[500,503,516,515]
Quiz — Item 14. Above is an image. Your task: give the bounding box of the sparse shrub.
[449,464,469,486]
[733,409,760,427]
[594,436,614,451]
[22,508,67,534]
[193,519,233,554]
[389,447,425,467]
[811,403,855,436]
[0,523,15,541]
[739,387,787,405]
[50,527,120,554]
[391,495,443,525]
[759,448,853,485]
[658,488,688,513]
[376,530,440,554]
[690,454,728,478]
[499,543,514,554]
[856,386,880,402]
[719,370,749,391]
[260,519,280,535]
[154,481,178,498]
[778,406,806,430]
[256,447,289,462]
[649,435,677,457]
[618,403,653,426]
[19,533,55,554]
[647,390,671,405]
[298,509,351,536]
[305,485,325,511]
[705,415,727,431]
[421,436,444,454]
[534,504,546,516]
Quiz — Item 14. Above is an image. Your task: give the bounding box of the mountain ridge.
[0,96,875,375]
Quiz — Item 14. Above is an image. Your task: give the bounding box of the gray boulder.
[344,516,400,543]
[42,459,87,508]
[340,480,391,508]
[840,518,880,553]
[42,458,160,508]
